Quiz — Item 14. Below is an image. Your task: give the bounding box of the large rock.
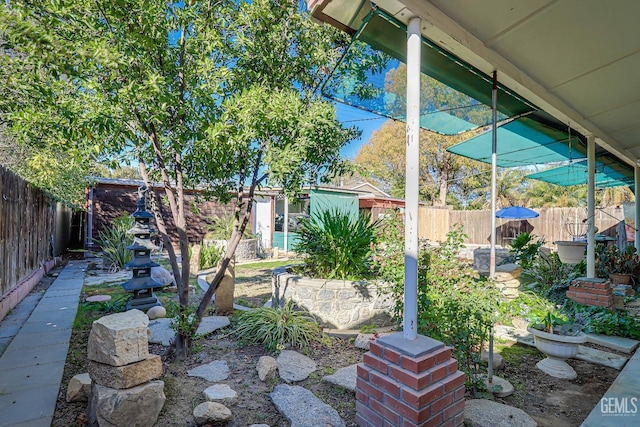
[465,399,537,427]
[66,373,92,403]
[203,384,238,404]
[87,310,149,366]
[323,364,357,391]
[193,401,232,425]
[270,384,345,427]
[151,266,175,286]
[276,350,317,383]
[147,305,166,320]
[88,380,166,427]
[257,356,278,382]
[88,355,162,389]
[215,258,235,315]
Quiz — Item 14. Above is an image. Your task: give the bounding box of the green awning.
[447,115,584,167]
[321,8,536,135]
[526,160,634,188]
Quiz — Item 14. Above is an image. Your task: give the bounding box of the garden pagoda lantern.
[122,186,163,311]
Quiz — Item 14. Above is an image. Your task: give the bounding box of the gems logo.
[600,397,638,416]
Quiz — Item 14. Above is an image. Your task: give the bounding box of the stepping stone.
[276,350,317,383]
[86,295,111,303]
[483,375,514,397]
[465,399,537,427]
[323,364,357,391]
[270,384,345,427]
[354,332,392,350]
[481,350,504,370]
[148,318,175,346]
[586,334,640,354]
[203,384,238,404]
[187,360,230,382]
[196,316,230,335]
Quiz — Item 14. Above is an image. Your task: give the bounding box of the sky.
[334,102,387,160]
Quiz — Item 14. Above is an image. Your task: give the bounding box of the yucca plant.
[233,300,322,352]
[294,209,379,280]
[95,214,134,271]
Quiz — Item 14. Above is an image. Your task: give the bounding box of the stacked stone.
[493,263,523,300]
[87,309,165,427]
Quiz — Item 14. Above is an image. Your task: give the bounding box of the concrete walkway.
[0,261,86,427]
[581,348,640,426]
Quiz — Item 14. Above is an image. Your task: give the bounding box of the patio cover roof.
[527,160,635,189]
[313,0,637,188]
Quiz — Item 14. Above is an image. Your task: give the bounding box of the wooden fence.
[0,165,55,296]
[419,206,624,247]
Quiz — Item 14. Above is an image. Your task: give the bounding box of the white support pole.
[489,71,498,280]
[404,16,421,341]
[625,166,640,253]
[587,134,596,278]
[283,196,289,255]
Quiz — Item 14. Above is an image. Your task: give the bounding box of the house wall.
[88,183,238,247]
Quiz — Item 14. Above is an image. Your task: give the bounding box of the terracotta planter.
[609,273,632,285]
[555,241,587,265]
[528,327,587,379]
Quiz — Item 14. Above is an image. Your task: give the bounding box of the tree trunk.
[174,333,191,361]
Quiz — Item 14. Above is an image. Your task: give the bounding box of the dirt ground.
[41,260,621,426]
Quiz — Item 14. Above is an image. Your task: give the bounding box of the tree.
[355,119,486,205]
[468,168,527,209]
[0,0,357,358]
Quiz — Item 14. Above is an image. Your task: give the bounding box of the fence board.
[419,206,625,247]
[0,165,55,296]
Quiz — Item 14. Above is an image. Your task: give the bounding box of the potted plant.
[527,310,587,379]
[554,240,587,265]
[596,244,638,285]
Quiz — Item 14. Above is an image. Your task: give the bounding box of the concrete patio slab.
[0,361,65,392]
[18,319,73,334]
[26,308,77,325]
[10,417,53,427]
[581,350,640,426]
[0,383,60,427]
[586,333,640,354]
[8,328,73,350]
[0,342,70,369]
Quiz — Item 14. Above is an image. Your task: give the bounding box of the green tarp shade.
[447,115,585,167]
[526,160,635,188]
[321,9,536,135]
[310,189,359,220]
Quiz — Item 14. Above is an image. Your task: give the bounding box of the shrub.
[200,244,223,270]
[233,300,322,352]
[95,214,134,271]
[205,212,251,240]
[376,222,498,392]
[510,232,544,270]
[293,209,379,280]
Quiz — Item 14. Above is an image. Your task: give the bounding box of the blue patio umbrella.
[496,206,539,219]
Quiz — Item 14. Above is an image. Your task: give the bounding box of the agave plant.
[294,209,379,280]
[94,214,134,271]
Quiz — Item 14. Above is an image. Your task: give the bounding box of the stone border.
[271,267,393,330]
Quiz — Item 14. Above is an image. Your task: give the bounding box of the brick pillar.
[356,333,465,427]
[566,277,613,309]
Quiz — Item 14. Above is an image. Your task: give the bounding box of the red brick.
[357,378,384,402]
[369,341,383,357]
[402,381,445,408]
[409,412,442,427]
[568,286,581,292]
[382,346,402,365]
[401,347,451,374]
[356,389,369,405]
[438,418,456,427]
[565,290,578,298]
[364,352,389,375]
[430,364,448,383]
[443,399,465,421]
[355,413,368,427]
[444,371,466,393]
[430,392,454,414]
[446,359,459,374]
[357,364,371,381]
[370,370,401,397]
[435,347,453,364]
[590,288,612,295]
[370,395,401,425]
[389,365,431,390]
[453,385,466,401]
[454,412,465,427]
[385,393,431,423]
[356,401,383,427]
